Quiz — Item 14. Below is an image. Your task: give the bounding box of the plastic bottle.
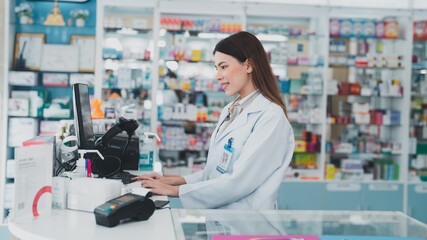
[139,132,160,171]
[75,157,87,177]
[74,149,104,177]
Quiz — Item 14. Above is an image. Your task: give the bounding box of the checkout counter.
[8,207,427,239]
[7,162,427,240]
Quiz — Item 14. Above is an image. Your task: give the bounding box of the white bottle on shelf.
[139,132,161,171]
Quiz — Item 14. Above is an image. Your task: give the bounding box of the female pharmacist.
[133,31,295,209]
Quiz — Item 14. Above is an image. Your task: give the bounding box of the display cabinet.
[155,1,244,174]
[95,0,158,134]
[325,9,413,186]
[246,3,329,181]
[1,0,98,223]
[409,12,427,183]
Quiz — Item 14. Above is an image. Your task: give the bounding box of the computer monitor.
[72,83,95,150]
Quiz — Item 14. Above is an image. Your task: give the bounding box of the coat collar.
[212,94,270,144]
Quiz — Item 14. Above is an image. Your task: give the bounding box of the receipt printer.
[94,193,155,227]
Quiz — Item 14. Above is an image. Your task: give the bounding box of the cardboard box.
[8,98,29,116]
[385,21,398,39]
[9,71,38,86]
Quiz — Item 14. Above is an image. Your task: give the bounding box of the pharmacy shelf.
[327,152,402,156]
[328,94,403,98]
[290,122,323,125]
[328,65,404,70]
[330,36,406,41]
[103,31,153,38]
[329,123,402,127]
[160,120,217,126]
[270,63,324,67]
[103,58,152,62]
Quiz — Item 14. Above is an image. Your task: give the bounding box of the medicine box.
[42,73,68,87]
[385,21,398,39]
[352,20,363,37]
[340,19,353,37]
[329,19,340,37]
[8,98,29,116]
[9,71,38,86]
[363,20,376,38]
[375,21,386,38]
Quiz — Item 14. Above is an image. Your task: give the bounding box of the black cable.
[89,132,133,178]
[121,134,132,163]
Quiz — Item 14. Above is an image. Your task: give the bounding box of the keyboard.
[121,172,138,184]
[107,171,138,184]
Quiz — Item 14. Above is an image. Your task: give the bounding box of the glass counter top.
[170,209,427,240]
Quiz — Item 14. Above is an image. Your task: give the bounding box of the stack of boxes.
[294,130,320,153]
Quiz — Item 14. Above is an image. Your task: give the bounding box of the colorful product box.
[385,21,398,39]
[294,140,307,152]
[352,20,363,37]
[329,19,340,37]
[362,20,376,38]
[340,19,353,37]
[375,21,386,38]
[413,22,427,40]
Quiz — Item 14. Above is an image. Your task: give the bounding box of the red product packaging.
[350,82,361,95]
[306,142,316,152]
[414,22,427,40]
[375,112,383,125]
[340,82,351,95]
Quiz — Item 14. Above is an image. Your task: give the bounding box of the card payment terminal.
[94,193,155,227]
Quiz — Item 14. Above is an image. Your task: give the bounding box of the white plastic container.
[139,132,160,171]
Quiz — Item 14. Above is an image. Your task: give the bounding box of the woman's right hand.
[131,173,185,186]
[132,173,169,184]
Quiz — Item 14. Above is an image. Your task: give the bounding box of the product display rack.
[0,0,98,223]
[96,0,157,135]
[325,7,412,186]
[154,2,245,171]
[245,3,330,181]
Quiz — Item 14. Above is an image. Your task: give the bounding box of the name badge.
[217,138,234,174]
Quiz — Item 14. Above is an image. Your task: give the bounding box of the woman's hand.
[141,179,179,197]
[131,173,186,186]
[132,172,162,181]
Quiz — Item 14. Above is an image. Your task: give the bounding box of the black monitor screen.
[73,83,95,149]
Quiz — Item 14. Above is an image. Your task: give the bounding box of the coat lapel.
[213,94,269,144]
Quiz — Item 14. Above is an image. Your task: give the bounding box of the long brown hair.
[213,31,287,116]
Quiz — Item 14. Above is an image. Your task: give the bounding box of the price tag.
[326,183,361,192]
[368,183,399,191]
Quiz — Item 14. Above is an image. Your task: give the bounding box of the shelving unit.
[325,9,412,186]
[0,0,97,223]
[153,1,245,171]
[95,0,157,135]
[245,3,329,181]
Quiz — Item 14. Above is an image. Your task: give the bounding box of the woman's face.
[214,52,254,97]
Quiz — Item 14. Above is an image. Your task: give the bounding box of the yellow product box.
[385,21,398,39]
[294,140,307,152]
[191,50,202,62]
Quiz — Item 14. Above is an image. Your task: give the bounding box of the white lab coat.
[179,94,295,209]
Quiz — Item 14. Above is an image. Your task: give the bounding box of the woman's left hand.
[141,179,179,197]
